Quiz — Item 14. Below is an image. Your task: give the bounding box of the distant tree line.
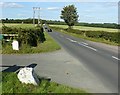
[1,18,120,29]
[76,23,120,29]
[1,18,36,24]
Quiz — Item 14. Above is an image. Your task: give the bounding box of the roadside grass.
[2,32,61,54]
[1,72,89,94]
[50,26,119,46]
[50,24,118,33]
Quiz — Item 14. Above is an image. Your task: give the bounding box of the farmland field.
[0,23,118,33]
[50,24,118,32]
[0,23,34,29]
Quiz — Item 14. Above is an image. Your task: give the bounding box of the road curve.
[47,30,118,93]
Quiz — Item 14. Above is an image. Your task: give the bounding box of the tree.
[6,18,8,21]
[60,5,79,29]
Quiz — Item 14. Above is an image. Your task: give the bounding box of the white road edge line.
[112,56,120,60]
[78,43,97,51]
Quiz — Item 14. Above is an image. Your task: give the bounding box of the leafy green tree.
[60,5,79,29]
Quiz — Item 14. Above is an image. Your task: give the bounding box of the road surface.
[47,29,118,93]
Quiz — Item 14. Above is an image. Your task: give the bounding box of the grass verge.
[1,72,88,94]
[2,32,61,54]
[50,26,118,46]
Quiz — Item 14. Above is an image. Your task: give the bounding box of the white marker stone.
[17,67,39,85]
[12,40,19,50]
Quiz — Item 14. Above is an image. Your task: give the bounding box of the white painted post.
[12,40,19,50]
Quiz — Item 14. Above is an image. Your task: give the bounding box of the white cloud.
[0,2,24,8]
[47,7,61,10]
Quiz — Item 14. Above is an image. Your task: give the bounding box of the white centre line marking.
[70,40,77,43]
[66,38,96,51]
[66,37,72,40]
[81,42,88,45]
[66,38,77,43]
[78,43,97,51]
[112,56,120,60]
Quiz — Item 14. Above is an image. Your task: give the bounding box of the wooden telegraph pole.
[33,7,40,26]
[33,7,35,26]
[38,7,40,25]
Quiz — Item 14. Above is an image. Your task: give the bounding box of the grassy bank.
[1,72,88,94]
[2,32,61,54]
[50,25,119,46]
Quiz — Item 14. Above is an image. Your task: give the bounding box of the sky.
[0,1,119,23]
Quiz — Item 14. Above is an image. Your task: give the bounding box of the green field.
[0,23,34,29]
[1,23,118,33]
[50,24,118,32]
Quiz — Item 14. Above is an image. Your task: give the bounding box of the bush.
[2,25,46,47]
[101,32,119,43]
[85,31,119,43]
[2,25,12,33]
[86,31,103,38]
[65,28,85,35]
[18,27,46,47]
[35,27,46,43]
[2,25,18,34]
[51,26,119,44]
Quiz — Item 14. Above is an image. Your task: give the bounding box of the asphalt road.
[1,28,119,93]
[47,30,118,93]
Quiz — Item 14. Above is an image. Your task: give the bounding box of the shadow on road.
[1,63,37,72]
[26,63,37,68]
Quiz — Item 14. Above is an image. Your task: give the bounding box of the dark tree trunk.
[68,26,73,29]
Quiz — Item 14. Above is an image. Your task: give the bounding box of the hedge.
[2,25,46,47]
[2,25,18,34]
[51,26,119,44]
[18,27,46,47]
[85,31,119,43]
